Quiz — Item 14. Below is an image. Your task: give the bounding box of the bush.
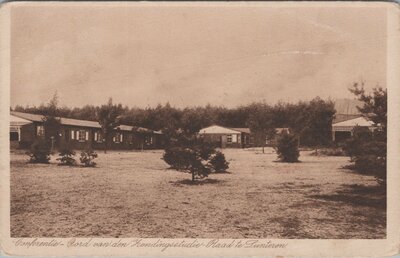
[163,146,211,181]
[162,141,229,181]
[310,147,346,156]
[275,133,300,162]
[343,127,373,159]
[79,149,98,167]
[209,151,229,172]
[163,147,193,170]
[344,128,386,185]
[28,140,51,163]
[56,147,76,166]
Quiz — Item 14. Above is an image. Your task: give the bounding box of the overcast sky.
[10,3,387,108]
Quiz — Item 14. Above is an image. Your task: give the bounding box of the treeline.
[13,96,336,147]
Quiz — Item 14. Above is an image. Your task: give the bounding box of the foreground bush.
[162,140,229,181]
[275,133,300,162]
[344,127,386,185]
[57,147,76,166]
[28,140,51,163]
[210,152,229,172]
[80,149,98,167]
[163,147,196,170]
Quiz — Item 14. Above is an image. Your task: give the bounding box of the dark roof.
[10,111,160,134]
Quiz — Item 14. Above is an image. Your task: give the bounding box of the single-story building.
[332,116,376,142]
[197,125,292,148]
[10,111,164,150]
[198,125,253,148]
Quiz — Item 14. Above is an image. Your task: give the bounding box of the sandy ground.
[10,148,386,238]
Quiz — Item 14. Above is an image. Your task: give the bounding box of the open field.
[10,148,386,238]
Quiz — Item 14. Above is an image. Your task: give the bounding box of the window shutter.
[113,136,115,142]
[120,134,123,142]
[71,130,75,140]
[76,131,79,139]
[94,132,98,141]
[85,131,89,141]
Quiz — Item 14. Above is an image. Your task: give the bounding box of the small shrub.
[310,147,346,156]
[163,147,192,170]
[353,155,386,175]
[344,127,386,185]
[275,133,300,162]
[80,149,98,167]
[343,127,373,159]
[210,151,229,172]
[353,155,386,186]
[28,140,51,163]
[162,143,222,181]
[57,147,76,166]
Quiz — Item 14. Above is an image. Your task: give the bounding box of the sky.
[10,3,387,108]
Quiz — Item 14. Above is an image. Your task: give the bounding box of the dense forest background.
[12,96,337,147]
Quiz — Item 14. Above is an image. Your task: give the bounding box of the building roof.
[10,111,159,134]
[275,128,290,134]
[115,125,154,133]
[332,116,375,127]
[11,111,102,128]
[10,114,33,126]
[11,111,43,123]
[198,125,242,134]
[230,128,251,134]
[59,117,101,128]
[333,114,363,124]
[115,125,134,131]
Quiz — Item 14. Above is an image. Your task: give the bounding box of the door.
[221,135,227,148]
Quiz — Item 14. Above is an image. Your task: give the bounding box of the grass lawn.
[10,148,386,238]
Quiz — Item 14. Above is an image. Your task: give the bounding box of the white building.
[332,116,376,142]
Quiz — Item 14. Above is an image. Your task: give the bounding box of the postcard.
[0,1,399,257]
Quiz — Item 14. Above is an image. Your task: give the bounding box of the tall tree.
[97,98,123,153]
[246,103,273,153]
[301,97,336,152]
[349,82,387,130]
[345,83,387,185]
[42,92,61,152]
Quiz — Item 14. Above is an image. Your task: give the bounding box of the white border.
[0,2,399,257]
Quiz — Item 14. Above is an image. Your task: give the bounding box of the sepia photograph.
[1,1,400,257]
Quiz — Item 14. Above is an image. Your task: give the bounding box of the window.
[227,134,232,143]
[232,134,237,143]
[10,132,19,141]
[94,132,103,142]
[145,136,153,145]
[71,130,75,140]
[36,125,45,137]
[114,132,122,143]
[127,134,134,144]
[78,130,87,142]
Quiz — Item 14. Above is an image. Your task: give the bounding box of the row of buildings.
[10,111,376,150]
[10,111,164,150]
